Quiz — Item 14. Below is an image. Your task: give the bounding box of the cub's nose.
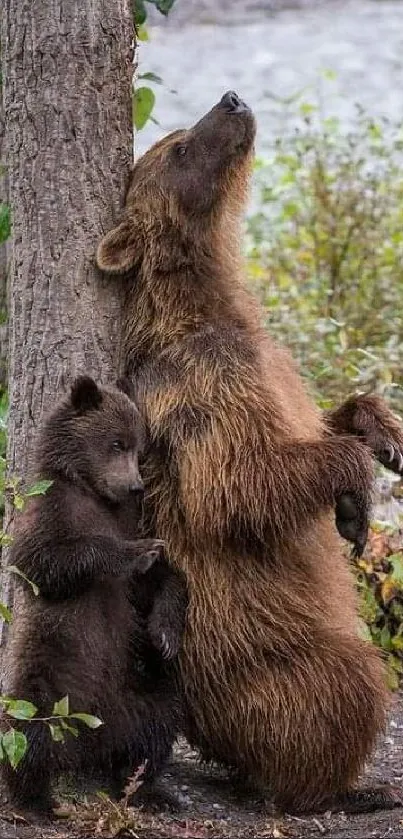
[220,90,249,113]
[129,479,144,495]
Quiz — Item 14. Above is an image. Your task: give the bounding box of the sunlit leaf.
[8,566,39,597]
[5,700,37,720]
[2,729,27,768]
[0,603,12,623]
[70,713,103,729]
[25,480,53,497]
[133,87,156,131]
[52,696,69,717]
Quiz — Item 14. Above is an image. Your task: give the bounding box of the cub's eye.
[112,440,124,452]
[175,144,187,157]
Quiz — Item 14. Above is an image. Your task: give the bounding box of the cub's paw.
[148,612,183,660]
[335,493,369,557]
[131,539,165,575]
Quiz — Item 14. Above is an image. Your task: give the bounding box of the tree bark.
[1,0,134,647]
[0,39,8,392]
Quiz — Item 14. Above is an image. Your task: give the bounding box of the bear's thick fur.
[2,377,187,814]
[97,93,402,813]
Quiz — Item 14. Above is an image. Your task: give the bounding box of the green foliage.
[352,527,403,689]
[134,0,176,27]
[247,79,403,672]
[25,479,54,497]
[8,565,39,596]
[133,86,156,130]
[0,695,103,767]
[0,203,11,244]
[247,90,403,414]
[133,0,178,130]
[3,699,37,720]
[2,729,27,768]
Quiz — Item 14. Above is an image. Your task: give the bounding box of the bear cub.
[2,376,188,814]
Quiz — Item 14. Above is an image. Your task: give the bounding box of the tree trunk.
[1,0,134,648]
[0,39,8,392]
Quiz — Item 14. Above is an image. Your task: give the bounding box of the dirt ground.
[0,693,403,839]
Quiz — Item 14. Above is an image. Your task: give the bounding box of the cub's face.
[96,91,257,274]
[51,377,146,504]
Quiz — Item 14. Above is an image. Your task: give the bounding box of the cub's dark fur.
[2,377,187,814]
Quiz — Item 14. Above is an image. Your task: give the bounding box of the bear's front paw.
[350,397,403,476]
[376,439,403,475]
[335,493,369,558]
[147,612,183,660]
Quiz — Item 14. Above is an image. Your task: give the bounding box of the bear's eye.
[175,144,187,158]
[112,440,125,452]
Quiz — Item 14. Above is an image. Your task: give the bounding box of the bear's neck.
[123,222,262,369]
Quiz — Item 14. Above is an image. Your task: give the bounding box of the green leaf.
[48,723,65,743]
[133,87,156,131]
[389,554,403,584]
[2,729,28,769]
[380,625,393,651]
[62,720,79,737]
[0,603,12,623]
[133,0,147,26]
[25,480,53,498]
[138,71,163,85]
[13,494,25,512]
[0,203,11,245]
[8,566,39,597]
[52,695,69,717]
[70,713,103,729]
[136,24,149,41]
[155,0,176,15]
[61,722,79,738]
[5,700,37,720]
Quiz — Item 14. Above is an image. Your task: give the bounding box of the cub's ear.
[71,376,103,413]
[96,220,139,274]
[116,376,136,403]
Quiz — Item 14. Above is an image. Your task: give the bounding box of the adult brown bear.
[97,92,403,813]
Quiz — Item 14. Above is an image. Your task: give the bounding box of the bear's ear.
[116,376,136,403]
[71,376,103,413]
[96,220,139,275]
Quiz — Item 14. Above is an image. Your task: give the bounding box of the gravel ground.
[0,692,403,838]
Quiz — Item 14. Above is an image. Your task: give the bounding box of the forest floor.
[0,692,403,839]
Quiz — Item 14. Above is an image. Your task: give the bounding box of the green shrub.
[246,93,403,413]
[246,83,403,678]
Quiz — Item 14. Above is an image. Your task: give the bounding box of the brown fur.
[2,377,187,814]
[97,93,395,813]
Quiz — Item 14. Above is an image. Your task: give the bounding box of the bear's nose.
[220,91,249,114]
[129,479,144,495]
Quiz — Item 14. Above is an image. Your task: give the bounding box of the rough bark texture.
[0,45,8,392]
[1,0,134,647]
